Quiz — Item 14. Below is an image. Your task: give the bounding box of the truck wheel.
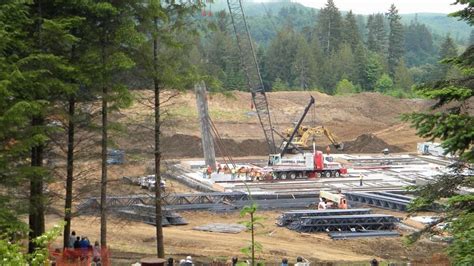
[324,171,331,178]
[279,172,288,180]
[334,171,340,178]
[316,172,322,178]
[289,172,297,179]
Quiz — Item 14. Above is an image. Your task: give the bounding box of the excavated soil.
[343,133,405,153]
[116,90,429,158]
[160,133,405,158]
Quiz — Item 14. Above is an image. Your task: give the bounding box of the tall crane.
[226,0,276,154]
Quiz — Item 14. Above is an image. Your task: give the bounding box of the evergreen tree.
[0,0,32,239]
[387,4,404,77]
[366,13,387,54]
[335,79,356,94]
[364,52,384,91]
[404,2,473,263]
[336,43,357,83]
[353,44,368,89]
[316,0,343,55]
[404,21,435,66]
[439,35,458,59]
[291,33,316,89]
[264,26,299,88]
[81,1,138,247]
[202,11,243,90]
[134,1,202,256]
[438,35,458,78]
[309,37,324,88]
[356,14,366,42]
[393,59,413,91]
[0,0,82,252]
[342,11,361,51]
[375,73,393,93]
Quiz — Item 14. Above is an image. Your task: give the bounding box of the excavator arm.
[322,127,344,150]
[283,126,344,151]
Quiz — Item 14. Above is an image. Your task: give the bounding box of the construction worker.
[317,198,327,210]
[206,165,212,179]
[231,168,236,180]
[255,171,262,181]
[216,163,221,174]
[326,145,331,155]
[359,174,363,186]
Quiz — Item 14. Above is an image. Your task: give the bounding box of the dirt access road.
[46,209,447,265]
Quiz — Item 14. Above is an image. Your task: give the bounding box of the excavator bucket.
[335,143,344,150]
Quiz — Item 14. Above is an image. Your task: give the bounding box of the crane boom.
[226,0,276,154]
[280,96,315,158]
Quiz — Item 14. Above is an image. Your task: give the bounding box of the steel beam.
[345,192,411,211]
[277,209,372,227]
[289,214,399,232]
[329,230,400,239]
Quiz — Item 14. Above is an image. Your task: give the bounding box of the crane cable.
[208,116,236,169]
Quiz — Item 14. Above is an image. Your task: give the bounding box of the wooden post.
[195,81,216,171]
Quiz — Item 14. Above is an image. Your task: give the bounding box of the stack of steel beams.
[288,214,399,233]
[344,192,412,211]
[276,209,372,227]
[162,192,248,205]
[77,193,319,214]
[116,209,170,226]
[118,204,188,226]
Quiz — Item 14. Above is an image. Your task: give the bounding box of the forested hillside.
[198,0,471,96]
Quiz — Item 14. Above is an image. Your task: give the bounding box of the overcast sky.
[262,0,463,14]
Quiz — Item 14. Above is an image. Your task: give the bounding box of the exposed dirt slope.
[117,90,428,158]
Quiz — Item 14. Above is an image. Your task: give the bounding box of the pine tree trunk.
[153,24,165,258]
[63,96,75,248]
[28,116,45,253]
[29,0,45,253]
[100,42,108,248]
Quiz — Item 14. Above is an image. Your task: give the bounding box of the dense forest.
[196,0,471,97]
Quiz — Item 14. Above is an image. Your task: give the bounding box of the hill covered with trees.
[197,0,471,97]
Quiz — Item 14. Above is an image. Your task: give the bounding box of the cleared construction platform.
[166,154,451,196]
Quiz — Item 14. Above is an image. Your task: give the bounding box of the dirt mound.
[120,90,429,154]
[160,133,404,158]
[344,134,405,153]
[161,134,268,158]
[162,134,202,158]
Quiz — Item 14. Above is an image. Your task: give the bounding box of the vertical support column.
[195,81,216,171]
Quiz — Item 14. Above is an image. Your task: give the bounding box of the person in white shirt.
[68,231,76,248]
[317,198,327,210]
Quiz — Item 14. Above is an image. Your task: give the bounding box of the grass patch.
[168,105,249,122]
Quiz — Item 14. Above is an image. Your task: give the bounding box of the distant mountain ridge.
[209,1,471,41]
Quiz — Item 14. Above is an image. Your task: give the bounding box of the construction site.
[44,1,462,265]
[54,86,458,265]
